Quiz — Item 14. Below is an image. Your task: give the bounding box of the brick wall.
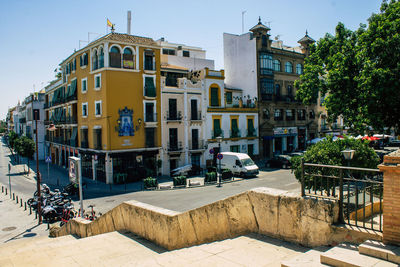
[379,150,400,245]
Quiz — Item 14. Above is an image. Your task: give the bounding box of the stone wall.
[51,187,357,250]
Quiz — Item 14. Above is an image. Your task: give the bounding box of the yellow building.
[45,32,161,184]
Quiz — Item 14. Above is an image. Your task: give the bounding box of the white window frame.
[142,74,156,97]
[94,100,102,117]
[94,73,101,90]
[81,77,88,93]
[82,102,88,118]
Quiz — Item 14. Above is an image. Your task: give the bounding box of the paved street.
[0,138,300,216]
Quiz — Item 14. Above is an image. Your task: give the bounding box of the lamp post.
[216,136,223,187]
[341,149,355,165]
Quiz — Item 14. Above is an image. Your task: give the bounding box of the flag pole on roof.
[107,18,115,33]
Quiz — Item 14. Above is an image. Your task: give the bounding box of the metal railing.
[167,141,183,152]
[144,113,157,123]
[211,130,224,139]
[190,111,202,121]
[301,160,383,232]
[229,129,241,138]
[246,128,257,137]
[189,140,205,150]
[166,111,182,121]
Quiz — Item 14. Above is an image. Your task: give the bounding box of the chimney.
[127,11,131,35]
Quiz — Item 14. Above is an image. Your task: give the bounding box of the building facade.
[224,18,318,158]
[45,32,162,184]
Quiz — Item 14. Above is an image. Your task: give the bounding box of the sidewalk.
[0,193,48,244]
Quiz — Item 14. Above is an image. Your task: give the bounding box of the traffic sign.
[217,153,223,160]
[209,148,214,154]
[45,156,52,163]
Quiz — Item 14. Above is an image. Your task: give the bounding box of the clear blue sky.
[0,0,382,120]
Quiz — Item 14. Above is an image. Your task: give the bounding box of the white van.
[219,152,259,177]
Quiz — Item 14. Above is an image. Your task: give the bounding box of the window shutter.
[145,77,156,97]
[211,88,219,106]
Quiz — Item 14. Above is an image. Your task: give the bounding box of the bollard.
[1,185,3,193]
[5,188,7,195]
[20,199,23,207]
[30,205,32,215]
[16,196,18,204]
[13,193,15,200]
[35,211,37,219]
[25,202,27,210]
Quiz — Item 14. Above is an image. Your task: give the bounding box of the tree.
[291,137,380,190]
[8,131,18,150]
[295,0,400,134]
[14,136,35,173]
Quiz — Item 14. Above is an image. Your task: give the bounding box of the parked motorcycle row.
[27,183,101,226]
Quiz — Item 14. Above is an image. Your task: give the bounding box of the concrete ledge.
[50,186,378,250]
[359,240,400,264]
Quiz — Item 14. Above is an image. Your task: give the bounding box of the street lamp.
[341,149,355,162]
[216,136,223,187]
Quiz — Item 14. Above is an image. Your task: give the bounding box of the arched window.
[92,50,98,70]
[123,47,134,69]
[99,48,104,68]
[109,46,121,68]
[285,62,293,73]
[275,84,281,96]
[296,63,303,75]
[273,59,281,71]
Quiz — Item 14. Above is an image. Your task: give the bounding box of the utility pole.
[34,109,42,224]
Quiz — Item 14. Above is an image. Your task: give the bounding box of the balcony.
[261,94,273,101]
[189,139,205,150]
[65,116,77,124]
[190,111,202,121]
[80,141,89,149]
[145,139,157,148]
[166,111,182,122]
[286,116,295,121]
[167,141,183,152]
[65,94,77,102]
[230,129,241,138]
[246,128,257,137]
[211,129,224,139]
[144,113,157,123]
[274,116,284,121]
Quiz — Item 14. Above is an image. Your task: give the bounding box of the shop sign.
[273,127,297,135]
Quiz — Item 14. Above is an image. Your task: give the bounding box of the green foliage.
[295,1,400,134]
[222,169,233,180]
[8,131,18,149]
[205,172,217,183]
[143,177,157,189]
[173,175,187,186]
[291,137,380,188]
[14,136,35,159]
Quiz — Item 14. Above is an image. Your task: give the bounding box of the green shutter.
[145,77,156,97]
[213,119,221,137]
[232,119,239,137]
[211,88,219,106]
[226,92,232,104]
[248,119,255,136]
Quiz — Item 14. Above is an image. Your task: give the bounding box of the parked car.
[220,152,259,177]
[266,155,292,169]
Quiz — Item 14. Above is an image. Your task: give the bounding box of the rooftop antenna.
[264,21,273,28]
[241,10,246,33]
[79,40,89,49]
[127,11,132,35]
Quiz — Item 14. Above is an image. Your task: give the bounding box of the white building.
[24,93,46,160]
[157,39,215,175]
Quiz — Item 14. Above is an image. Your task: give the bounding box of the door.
[191,99,198,120]
[191,129,199,149]
[169,99,177,119]
[169,128,178,150]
